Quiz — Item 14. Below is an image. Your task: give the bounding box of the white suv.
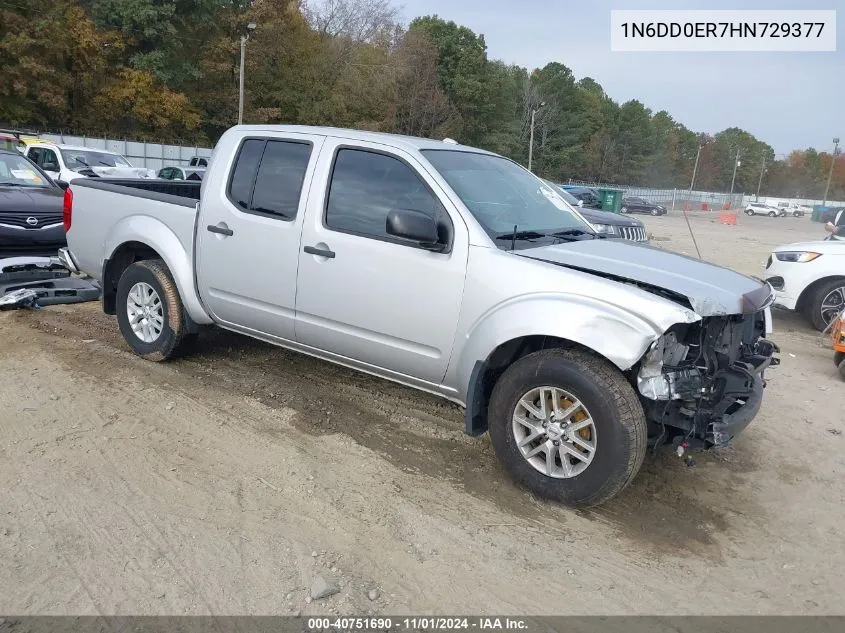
[745,202,784,217]
[765,239,845,330]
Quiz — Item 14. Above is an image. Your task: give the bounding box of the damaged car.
[61,124,779,506]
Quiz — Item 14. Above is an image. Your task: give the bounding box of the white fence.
[564,180,845,211]
[39,133,214,171]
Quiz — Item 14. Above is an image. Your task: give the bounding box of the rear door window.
[227,139,311,220]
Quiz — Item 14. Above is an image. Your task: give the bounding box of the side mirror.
[386,209,443,251]
[55,180,69,191]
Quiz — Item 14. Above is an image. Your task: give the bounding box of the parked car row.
[745,201,807,217]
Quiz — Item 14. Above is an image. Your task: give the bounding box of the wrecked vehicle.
[0,256,101,307]
[60,125,779,506]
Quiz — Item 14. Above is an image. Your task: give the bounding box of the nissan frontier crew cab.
[59,125,779,506]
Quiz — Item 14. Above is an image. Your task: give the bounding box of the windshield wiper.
[494,230,548,241]
[550,229,597,240]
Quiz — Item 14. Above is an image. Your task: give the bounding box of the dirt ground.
[1,211,843,616]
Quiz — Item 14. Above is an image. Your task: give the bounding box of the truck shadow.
[178,326,766,559]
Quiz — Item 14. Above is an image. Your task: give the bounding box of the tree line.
[1,0,842,200]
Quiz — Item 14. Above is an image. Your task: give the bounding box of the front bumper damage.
[637,308,780,448]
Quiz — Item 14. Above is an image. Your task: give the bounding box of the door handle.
[303,245,335,259]
[207,224,234,236]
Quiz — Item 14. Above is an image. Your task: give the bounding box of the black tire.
[834,351,844,368]
[807,279,845,332]
[488,348,647,507]
[768,211,777,217]
[650,208,659,216]
[745,209,754,216]
[115,259,196,361]
[839,359,845,382]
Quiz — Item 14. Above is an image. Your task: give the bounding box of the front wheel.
[488,349,647,507]
[768,211,777,217]
[116,259,196,361]
[650,208,659,216]
[745,209,754,216]
[620,206,628,214]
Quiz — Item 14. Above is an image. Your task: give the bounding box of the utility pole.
[528,102,545,172]
[689,133,706,191]
[729,147,742,195]
[756,157,766,199]
[822,137,840,205]
[238,22,257,125]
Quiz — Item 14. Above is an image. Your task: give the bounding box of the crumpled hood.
[519,239,772,316]
[87,166,156,179]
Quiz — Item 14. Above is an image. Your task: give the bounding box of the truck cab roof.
[227,124,498,156]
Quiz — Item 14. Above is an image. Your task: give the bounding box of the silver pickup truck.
[59,125,779,506]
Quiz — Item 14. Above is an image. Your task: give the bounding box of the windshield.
[61,149,132,169]
[0,153,50,187]
[421,150,592,244]
[542,180,582,206]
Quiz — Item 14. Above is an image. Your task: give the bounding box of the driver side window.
[324,148,449,244]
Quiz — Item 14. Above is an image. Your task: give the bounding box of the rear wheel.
[488,348,647,507]
[650,208,659,216]
[834,351,844,368]
[768,211,777,217]
[116,259,196,361]
[745,209,754,216]
[620,206,628,214]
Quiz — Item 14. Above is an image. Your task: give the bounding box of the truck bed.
[66,178,200,287]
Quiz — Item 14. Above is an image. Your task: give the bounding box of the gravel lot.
[1,211,843,615]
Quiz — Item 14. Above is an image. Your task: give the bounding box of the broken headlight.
[637,332,701,401]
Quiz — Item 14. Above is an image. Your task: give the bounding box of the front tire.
[620,206,628,214]
[807,279,845,332]
[768,211,777,217]
[650,208,659,216]
[745,209,754,216]
[488,348,647,507]
[116,259,196,361]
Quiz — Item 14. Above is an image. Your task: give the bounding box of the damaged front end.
[637,309,779,448]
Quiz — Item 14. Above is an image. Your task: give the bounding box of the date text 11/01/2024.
[307,617,529,631]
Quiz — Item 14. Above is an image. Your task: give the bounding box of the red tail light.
[62,188,73,232]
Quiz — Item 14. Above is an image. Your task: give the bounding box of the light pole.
[689,133,706,191]
[729,147,742,194]
[238,22,257,125]
[528,102,545,172]
[822,137,840,206]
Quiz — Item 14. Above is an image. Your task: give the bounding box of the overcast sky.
[398,0,843,155]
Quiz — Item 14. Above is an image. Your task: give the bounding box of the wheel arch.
[456,297,665,437]
[101,216,212,326]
